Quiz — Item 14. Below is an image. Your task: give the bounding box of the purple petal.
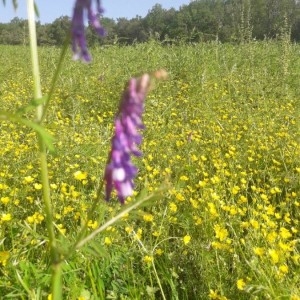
[104,74,151,203]
[71,0,105,62]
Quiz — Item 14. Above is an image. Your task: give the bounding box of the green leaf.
[0,111,55,152]
[16,95,48,114]
[83,242,109,259]
[20,118,55,152]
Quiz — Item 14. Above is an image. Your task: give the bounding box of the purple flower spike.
[71,0,106,62]
[104,74,151,203]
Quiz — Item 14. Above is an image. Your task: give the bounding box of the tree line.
[1,0,300,46]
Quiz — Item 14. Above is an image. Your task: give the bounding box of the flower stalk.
[27,0,42,122]
[105,70,167,204]
[27,0,61,299]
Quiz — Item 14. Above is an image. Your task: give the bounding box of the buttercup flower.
[71,0,105,62]
[104,74,151,203]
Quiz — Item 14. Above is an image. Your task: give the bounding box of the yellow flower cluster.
[0,43,299,299]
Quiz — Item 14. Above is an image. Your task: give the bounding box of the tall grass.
[0,40,299,299]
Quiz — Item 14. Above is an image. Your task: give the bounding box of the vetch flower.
[71,0,106,62]
[104,73,151,203]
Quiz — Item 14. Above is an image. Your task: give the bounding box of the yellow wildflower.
[284,213,291,223]
[164,167,172,174]
[260,193,268,201]
[208,202,219,217]
[253,247,264,257]
[23,176,34,184]
[250,219,259,229]
[34,183,43,190]
[143,213,154,222]
[169,202,177,212]
[267,231,277,243]
[279,227,292,239]
[193,216,202,225]
[57,224,66,235]
[26,196,33,203]
[143,255,153,264]
[200,155,207,161]
[50,183,58,189]
[104,237,112,245]
[231,186,240,195]
[237,278,246,290]
[209,289,219,299]
[27,212,44,224]
[229,206,238,215]
[0,251,10,266]
[198,180,207,187]
[73,170,88,181]
[211,192,220,200]
[278,264,288,274]
[87,220,98,229]
[211,176,221,184]
[152,230,160,237]
[1,197,10,205]
[209,289,228,300]
[63,206,74,215]
[183,235,191,245]
[155,248,164,256]
[134,228,142,240]
[125,226,133,234]
[214,224,228,241]
[1,213,12,222]
[269,249,280,264]
[191,154,198,161]
[238,195,247,203]
[175,192,185,201]
[190,198,199,209]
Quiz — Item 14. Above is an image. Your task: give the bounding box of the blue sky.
[0,1,191,23]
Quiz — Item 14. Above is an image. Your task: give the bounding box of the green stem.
[73,177,105,247]
[52,262,63,300]
[151,260,167,300]
[27,0,42,122]
[27,0,61,299]
[41,36,70,123]
[74,191,157,250]
[39,137,62,298]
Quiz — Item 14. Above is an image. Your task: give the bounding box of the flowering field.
[0,41,299,299]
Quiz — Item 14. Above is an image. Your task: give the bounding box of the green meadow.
[0,41,299,299]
